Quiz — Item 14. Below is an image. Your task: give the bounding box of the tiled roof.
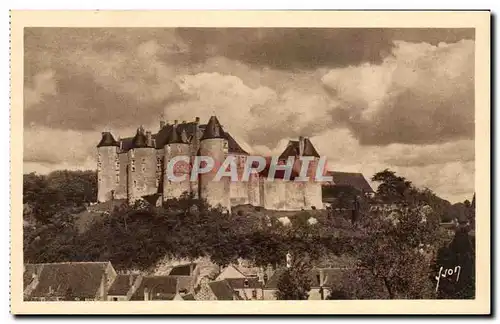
[97,132,119,147]
[201,116,224,140]
[207,280,240,300]
[326,171,374,193]
[130,276,178,301]
[168,275,195,293]
[226,277,262,289]
[168,263,196,276]
[107,274,140,296]
[26,262,110,298]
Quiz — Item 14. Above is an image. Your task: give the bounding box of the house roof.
[327,171,374,193]
[207,280,241,300]
[168,263,196,276]
[226,277,262,289]
[107,274,140,296]
[201,116,224,140]
[279,138,320,159]
[26,262,110,298]
[264,268,354,290]
[168,275,195,292]
[97,132,119,148]
[130,276,178,301]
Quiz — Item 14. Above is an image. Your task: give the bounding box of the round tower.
[127,126,157,204]
[198,116,231,212]
[163,126,191,201]
[96,132,120,202]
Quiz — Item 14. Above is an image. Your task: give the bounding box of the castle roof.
[131,127,150,149]
[326,171,374,193]
[201,116,224,140]
[97,132,119,148]
[166,125,188,144]
[279,138,320,160]
[117,118,248,154]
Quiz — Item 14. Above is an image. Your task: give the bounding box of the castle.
[96,116,324,212]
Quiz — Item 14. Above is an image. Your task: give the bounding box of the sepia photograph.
[10,10,491,315]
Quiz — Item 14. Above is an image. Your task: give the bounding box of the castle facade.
[96,116,324,212]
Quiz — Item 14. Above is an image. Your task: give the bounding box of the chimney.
[298,136,305,156]
[182,120,186,124]
[174,120,178,126]
[160,120,166,129]
[144,287,150,301]
[146,131,153,147]
[195,116,200,124]
[319,269,325,287]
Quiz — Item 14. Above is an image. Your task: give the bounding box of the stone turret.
[199,116,231,212]
[127,127,157,204]
[97,132,120,202]
[163,126,191,201]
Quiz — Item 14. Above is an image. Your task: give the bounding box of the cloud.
[322,39,475,145]
[306,128,474,203]
[177,28,474,69]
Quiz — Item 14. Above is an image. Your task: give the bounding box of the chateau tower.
[198,116,231,212]
[96,132,120,202]
[163,126,191,201]
[127,126,157,204]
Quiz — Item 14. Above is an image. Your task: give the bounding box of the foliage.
[352,193,442,299]
[23,170,97,223]
[275,256,312,300]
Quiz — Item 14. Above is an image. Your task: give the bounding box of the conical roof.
[97,132,119,147]
[201,116,224,140]
[132,127,149,148]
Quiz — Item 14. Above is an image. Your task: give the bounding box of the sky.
[23,28,475,203]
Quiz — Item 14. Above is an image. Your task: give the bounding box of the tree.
[353,202,441,299]
[372,169,413,203]
[275,258,312,300]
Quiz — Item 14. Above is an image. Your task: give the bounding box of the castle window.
[116,174,120,184]
[131,159,135,172]
[133,180,137,187]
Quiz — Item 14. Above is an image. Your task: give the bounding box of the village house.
[129,276,195,301]
[195,279,242,301]
[23,262,117,301]
[106,273,143,301]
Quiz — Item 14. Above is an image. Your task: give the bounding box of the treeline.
[23,195,355,271]
[23,170,97,223]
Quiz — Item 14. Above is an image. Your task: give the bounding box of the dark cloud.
[176,28,474,70]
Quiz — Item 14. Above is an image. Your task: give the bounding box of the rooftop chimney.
[160,120,166,129]
[195,116,200,123]
[174,120,178,126]
[182,120,186,124]
[298,136,305,156]
[146,131,153,147]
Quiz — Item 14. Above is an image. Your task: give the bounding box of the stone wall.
[127,147,157,204]
[97,146,118,203]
